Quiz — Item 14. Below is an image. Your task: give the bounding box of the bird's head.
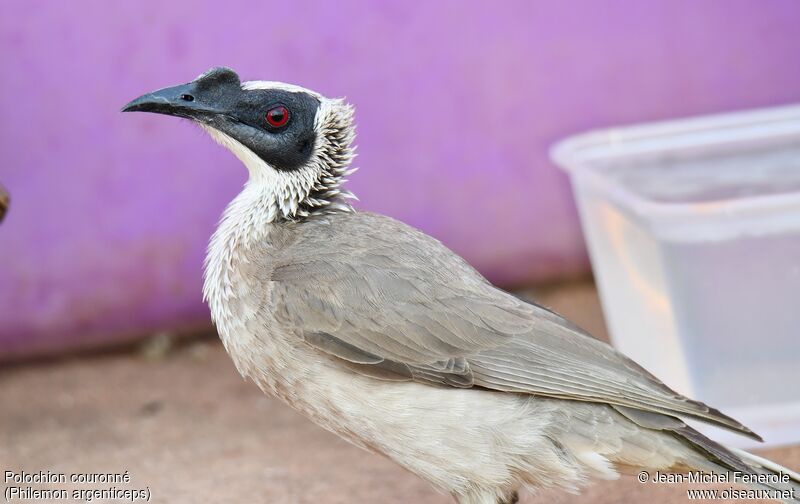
[123,67,356,220]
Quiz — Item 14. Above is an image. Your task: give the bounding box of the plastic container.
[551,104,800,448]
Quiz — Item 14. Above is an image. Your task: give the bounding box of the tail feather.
[613,404,799,502]
[674,426,799,502]
[729,448,800,482]
[729,447,800,501]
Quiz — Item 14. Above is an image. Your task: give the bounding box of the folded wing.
[266,212,759,441]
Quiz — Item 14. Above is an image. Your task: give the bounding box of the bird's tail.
[725,446,800,503]
[611,405,799,502]
[675,426,800,503]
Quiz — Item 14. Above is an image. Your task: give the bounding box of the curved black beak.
[123,67,243,123]
[121,82,220,119]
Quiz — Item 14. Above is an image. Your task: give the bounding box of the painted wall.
[2,0,800,358]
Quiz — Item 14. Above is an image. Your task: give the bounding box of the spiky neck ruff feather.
[203,90,358,223]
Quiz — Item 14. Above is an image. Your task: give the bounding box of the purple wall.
[3,0,800,359]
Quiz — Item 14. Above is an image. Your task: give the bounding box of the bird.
[123,67,799,504]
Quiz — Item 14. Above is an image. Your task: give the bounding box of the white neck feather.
[202,181,273,332]
[200,96,357,223]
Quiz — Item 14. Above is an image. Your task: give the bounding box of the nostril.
[180,94,194,102]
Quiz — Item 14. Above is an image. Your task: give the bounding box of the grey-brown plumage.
[124,68,800,504]
[252,211,794,487]
[268,213,757,437]
[227,208,798,502]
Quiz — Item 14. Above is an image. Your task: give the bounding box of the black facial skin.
[122,67,319,171]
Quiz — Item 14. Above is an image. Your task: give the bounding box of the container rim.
[550,103,800,222]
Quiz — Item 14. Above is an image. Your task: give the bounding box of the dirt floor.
[1,280,797,503]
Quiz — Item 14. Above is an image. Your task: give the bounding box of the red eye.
[266,106,290,128]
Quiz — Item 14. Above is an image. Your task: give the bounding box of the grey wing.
[267,212,758,440]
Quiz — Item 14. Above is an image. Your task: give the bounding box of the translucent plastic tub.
[551,104,800,448]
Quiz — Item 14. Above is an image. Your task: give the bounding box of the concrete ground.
[1,280,797,503]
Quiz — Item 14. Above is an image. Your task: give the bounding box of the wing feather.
[263,212,760,441]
